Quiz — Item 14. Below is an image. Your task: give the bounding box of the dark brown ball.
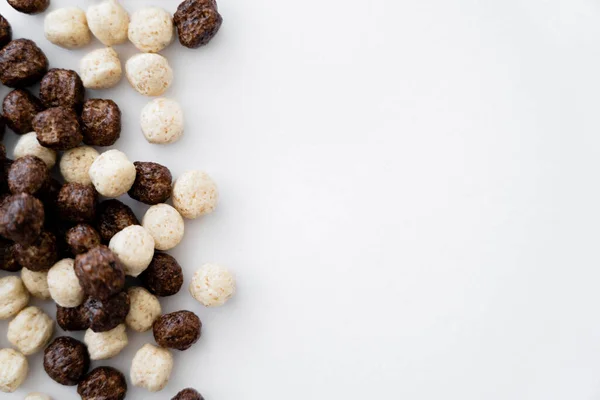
[56,183,97,223]
[13,230,57,271]
[78,367,127,400]
[174,0,223,48]
[0,237,20,271]
[140,252,184,296]
[66,224,101,255]
[81,99,121,146]
[75,245,125,300]
[2,89,45,135]
[0,39,48,87]
[95,199,139,243]
[153,310,202,351]
[39,177,61,220]
[0,15,12,49]
[7,0,48,14]
[39,68,85,110]
[33,107,83,150]
[84,291,130,332]
[56,303,90,331]
[128,161,172,205]
[8,155,48,195]
[44,336,90,386]
[172,389,205,400]
[0,193,44,245]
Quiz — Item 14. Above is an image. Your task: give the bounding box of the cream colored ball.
[126,53,173,96]
[84,324,128,360]
[109,225,155,277]
[130,344,173,392]
[0,348,27,393]
[7,307,53,356]
[142,204,184,251]
[86,0,129,46]
[140,98,184,144]
[128,7,173,53]
[0,276,29,320]
[126,287,161,332]
[13,132,57,168]
[172,170,219,219]
[21,268,50,300]
[60,146,99,186]
[44,7,91,49]
[80,47,122,89]
[25,393,51,400]
[47,259,84,308]
[89,149,136,197]
[190,263,235,307]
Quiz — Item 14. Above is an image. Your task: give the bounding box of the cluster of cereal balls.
[0,1,235,399]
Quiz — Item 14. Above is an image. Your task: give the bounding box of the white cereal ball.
[130,343,173,392]
[140,98,184,144]
[7,307,53,356]
[142,204,184,251]
[125,287,161,332]
[80,47,122,89]
[89,149,136,197]
[109,225,154,277]
[125,53,173,96]
[60,146,99,186]
[44,7,91,49]
[84,324,128,360]
[0,276,29,320]
[21,269,50,300]
[13,132,57,168]
[87,0,129,46]
[47,259,84,308]
[128,7,174,53]
[172,171,219,219]
[0,348,27,393]
[190,263,235,307]
[25,393,51,400]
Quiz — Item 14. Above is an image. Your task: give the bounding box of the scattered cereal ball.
[95,199,139,243]
[153,310,201,351]
[85,292,130,332]
[128,7,174,53]
[174,0,223,48]
[66,224,101,255]
[0,15,12,48]
[190,263,235,307]
[129,161,172,204]
[126,53,173,96]
[0,276,29,320]
[0,238,19,272]
[81,99,121,146]
[109,225,154,276]
[13,132,56,168]
[140,98,184,144]
[21,268,50,299]
[60,146,99,186]
[2,89,44,135]
[140,252,183,296]
[84,323,127,360]
[56,303,89,331]
[14,231,58,272]
[142,204,184,250]
[130,343,173,392]
[25,393,51,400]
[44,7,91,49]
[87,0,129,46]
[172,170,218,219]
[7,0,48,14]
[39,68,85,110]
[7,306,53,355]
[48,258,85,308]
[44,336,89,386]
[0,348,27,392]
[80,47,122,90]
[126,287,161,332]
[75,245,125,300]
[8,155,48,196]
[56,183,97,223]
[33,107,83,151]
[0,39,48,87]
[78,367,127,400]
[172,388,205,400]
[0,193,44,245]
[89,150,136,198]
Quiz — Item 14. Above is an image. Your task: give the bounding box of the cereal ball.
[0,193,44,245]
[126,287,161,332]
[84,323,127,360]
[21,268,50,299]
[56,183,97,223]
[129,161,172,204]
[8,155,48,196]
[33,107,83,151]
[56,303,89,331]
[128,7,174,53]
[13,132,56,168]
[87,0,129,46]
[0,238,19,272]
[60,146,99,185]
[85,292,130,332]
[142,204,184,250]
[81,99,121,146]
[89,150,136,198]
[39,68,85,109]
[140,98,184,144]
[174,0,223,48]
[14,231,58,272]
[109,225,154,277]
[44,7,91,49]
[2,89,44,135]
[48,258,85,308]
[78,367,127,400]
[0,15,12,48]
[7,306,53,355]
[66,224,101,255]
[130,343,173,392]
[126,53,173,96]
[44,336,89,386]
[172,388,205,400]
[0,39,48,87]
[75,245,125,300]
[7,0,48,14]
[153,310,201,351]
[0,276,29,320]
[80,47,122,90]
[0,348,27,392]
[25,393,51,400]
[190,263,235,307]
[172,170,218,219]
[95,200,139,243]
[140,252,183,296]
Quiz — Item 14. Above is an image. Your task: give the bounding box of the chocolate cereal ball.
[33,107,83,151]
[56,183,97,223]
[81,99,121,146]
[14,231,57,272]
[95,199,139,243]
[2,89,45,135]
[8,155,48,196]
[0,39,48,87]
[75,245,125,300]
[0,238,20,272]
[153,310,202,351]
[44,337,89,386]
[78,367,127,400]
[173,388,205,400]
[56,303,90,331]
[66,224,101,255]
[129,161,172,204]
[85,292,130,332]
[0,193,44,245]
[140,252,184,296]
[174,0,223,48]
[7,0,48,14]
[0,15,12,49]
[39,69,85,110]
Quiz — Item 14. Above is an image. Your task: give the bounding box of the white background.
[0,0,599,399]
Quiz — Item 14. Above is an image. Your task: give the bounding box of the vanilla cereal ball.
[0,276,29,320]
[0,348,27,393]
[172,171,218,219]
[21,268,50,300]
[47,258,84,308]
[126,53,173,96]
[126,287,161,332]
[80,47,122,89]
[60,146,99,186]
[7,306,53,356]
[140,98,184,144]
[44,7,91,49]
[130,343,173,392]
[142,204,184,251]
[25,393,51,400]
[190,263,235,307]
[87,0,129,46]
[84,324,128,360]
[89,149,136,197]
[13,132,57,168]
[128,7,174,53]
[109,225,154,277]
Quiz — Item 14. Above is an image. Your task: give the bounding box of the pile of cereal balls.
[0,1,236,399]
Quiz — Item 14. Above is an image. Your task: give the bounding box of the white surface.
[0,0,599,399]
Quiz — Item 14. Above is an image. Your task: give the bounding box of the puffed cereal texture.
[0,348,27,392]
[21,268,50,300]
[84,324,128,360]
[172,170,218,219]
[140,98,184,144]
[25,393,51,400]
[0,276,29,320]
[142,204,184,250]
[128,7,174,53]
[80,47,122,89]
[190,263,235,307]
[109,225,154,276]
[88,149,136,197]
[130,343,173,392]
[60,146,99,186]
[126,53,173,96]
[86,0,129,46]
[48,258,85,308]
[13,132,57,168]
[44,7,91,49]
[126,287,161,332]
[7,306,53,355]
